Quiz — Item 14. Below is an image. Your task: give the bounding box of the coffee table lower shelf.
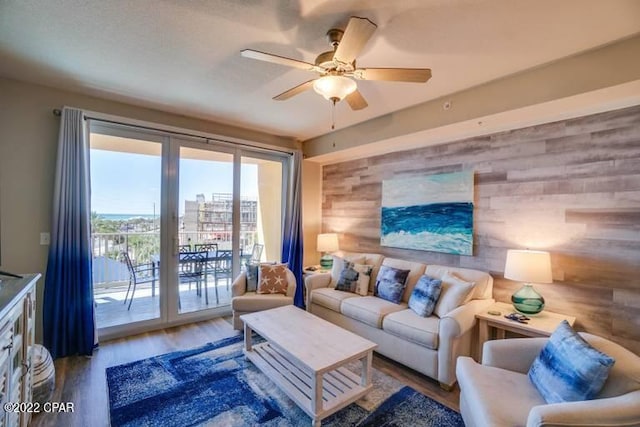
[244,342,372,425]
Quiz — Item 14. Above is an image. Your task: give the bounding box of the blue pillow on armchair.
[246,263,259,292]
[528,320,615,404]
[375,265,410,304]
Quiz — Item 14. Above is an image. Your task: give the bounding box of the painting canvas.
[381,171,474,255]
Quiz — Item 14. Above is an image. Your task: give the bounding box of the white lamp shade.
[504,249,553,283]
[313,76,357,101]
[317,233,339,252]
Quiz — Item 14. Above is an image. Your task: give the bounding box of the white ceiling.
[1,0,639,141]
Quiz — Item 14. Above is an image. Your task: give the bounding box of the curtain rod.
[51,108,295,155]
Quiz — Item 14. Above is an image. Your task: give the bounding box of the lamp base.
[319,254,333,269]
[511,283,545,315]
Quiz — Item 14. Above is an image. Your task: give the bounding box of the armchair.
[456,334,640,427]
[230,267,297,330]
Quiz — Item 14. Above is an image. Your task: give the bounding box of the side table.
[303,266,330,308]
[303,266,330,282]
[476,301,576,361]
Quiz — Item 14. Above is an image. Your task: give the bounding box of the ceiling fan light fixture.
[313,75,357,102]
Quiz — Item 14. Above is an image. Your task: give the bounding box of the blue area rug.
[106,334,463,426]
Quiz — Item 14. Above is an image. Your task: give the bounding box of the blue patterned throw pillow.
[335,262,360,293]
[408,275,442,317]
[246,263,259,292]
[528,320,615,404]
[375,265,410,304]
[335,262,373,295]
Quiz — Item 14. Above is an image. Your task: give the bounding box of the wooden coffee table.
[240,306,377,427]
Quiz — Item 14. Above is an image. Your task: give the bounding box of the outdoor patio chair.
[121,251,159,310]
[194,243,218,276]
[250,244,264,262]
[214,249,234,290]
[179,251,209,304]
[239,244,262,272]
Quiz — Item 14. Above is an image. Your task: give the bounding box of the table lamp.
[504,249,553,315]
[317,233,339,269]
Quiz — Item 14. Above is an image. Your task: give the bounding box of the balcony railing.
[91,231,257,285]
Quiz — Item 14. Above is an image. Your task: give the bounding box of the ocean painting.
[381,171,474,255]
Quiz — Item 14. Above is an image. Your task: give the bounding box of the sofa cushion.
[311,288,359,313]
[433,271,475,317]
[341,296,406,329]
[529,320,615,404]
[231,293,293,311]
[379,258,426,302]
[408,275,442,317]
[382,309,440,349]
[457,357,546,427]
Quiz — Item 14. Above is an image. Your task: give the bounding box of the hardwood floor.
[31,317,460,427]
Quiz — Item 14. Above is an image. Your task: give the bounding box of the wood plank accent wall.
[322,105,640,355]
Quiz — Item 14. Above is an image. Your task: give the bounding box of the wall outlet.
[40,232,50,245]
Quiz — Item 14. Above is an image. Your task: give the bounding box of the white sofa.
[457,335,640,427]
[305,251,494,389]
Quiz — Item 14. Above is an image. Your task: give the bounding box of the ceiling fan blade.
[241,49,317,72]
[354,68,432,82]
[333,17,377,65]
[345,89,368,110]
[273,80,316,100]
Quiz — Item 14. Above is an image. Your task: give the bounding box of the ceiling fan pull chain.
[331,99,336,130]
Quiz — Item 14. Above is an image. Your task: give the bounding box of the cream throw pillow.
[354,263,373,295]
[433,271,476,317]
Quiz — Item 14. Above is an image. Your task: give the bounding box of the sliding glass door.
[173,142,288,317]
[175,144,235,315]
[89,127,165,330]
[90,121,290,337]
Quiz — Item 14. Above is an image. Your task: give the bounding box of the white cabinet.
[0,274,39,427]
[0,317,12,427]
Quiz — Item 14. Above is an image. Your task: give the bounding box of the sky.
[90,149,258,215]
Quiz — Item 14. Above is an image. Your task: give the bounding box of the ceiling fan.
[240,16,432,112]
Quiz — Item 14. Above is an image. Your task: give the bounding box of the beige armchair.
[456,334,640,427]
[230,268,297,330]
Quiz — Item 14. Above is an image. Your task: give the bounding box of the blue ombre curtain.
[43,107,96,358]
[281,151,304,308]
